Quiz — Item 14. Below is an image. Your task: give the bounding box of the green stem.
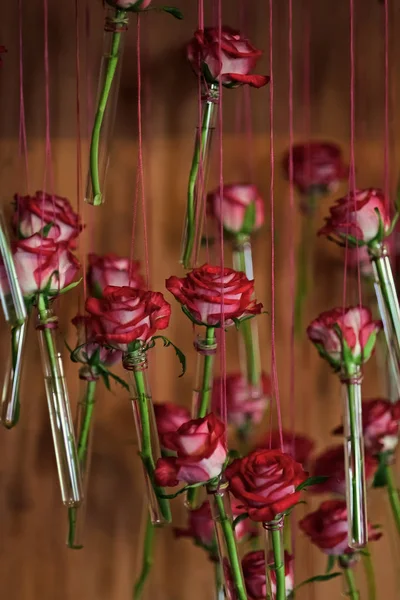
[361,547,376,600]
[385,463,400,534]
[133,369,171,523]
[214,493,247,600]
[271,528,286,600]
[88,8,126,206]
[37,294,58,380]
[294,203,315,337]
[182,87,217,268]
[343,567,360,600]
[133,514,155,600]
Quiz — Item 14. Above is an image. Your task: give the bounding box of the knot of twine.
[104,15,129,33]
[123,350,147,372]
[340,373,363,385]
[368,242,387,261]
[207,478,229,495]
[201,85,220,104]
[194,337,218,356]
[79,365,100,382]
[36,314,59,330]
[262,517,284,532]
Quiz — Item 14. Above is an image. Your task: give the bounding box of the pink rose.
[12,234,80,297]
[283,142,348,196]
[71,315,121,380]
[106,0,152,10]
[231,497,259,542]
[87,253,144,298]
[319,188,391,244]
[166,264,262,327]
[85,285,171,351]
[174,501,216,554]
[154,402,191,438]
[299,499,382,556]
[187,27,269,89]
[333,398,400,455]
[242,550,294,599]
[207,184,264,236]
[14,191,81,244]
[212,372,271,429]
[154,413,227,486]
[255,430,315,468]
[307,306,382,369]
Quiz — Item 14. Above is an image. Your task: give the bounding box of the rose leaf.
[294,573,341,591]
[326,555,336,573]
[372,452,390,488]
[161,6,183,19]
[53,278,83,297]
[105,369,130,392]
[296,475,328,491]
[149,335,186,377]
[232,512,249,531]
[41,221,54,238]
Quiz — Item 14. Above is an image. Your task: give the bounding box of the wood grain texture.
[0,0,400,598]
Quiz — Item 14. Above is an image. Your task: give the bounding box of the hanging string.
[303,0,311,191]
[18,0,30,196]
[269,0,283,450]
[383,0,390,210]
[288,0,295,450]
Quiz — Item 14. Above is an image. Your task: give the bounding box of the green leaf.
[372,452,390,488]
[106,369,130,392]
[232,512,249,530]
[41,221,54,238]
[149,335,186,377]
[326,555,336,574]
[294,573,341,591]
[181,305,205,327]
[157,481,205,500]
[161,6,183,19]
[296,476,328,491]
[101,371,111,391]
[52,278,83,297]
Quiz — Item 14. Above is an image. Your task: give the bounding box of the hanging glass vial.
[36,295,83,507]
[85,6,129,206]
[0,319,28,428]
[123,346,171,525]
[263,517,286,600]
[192,329,218,419]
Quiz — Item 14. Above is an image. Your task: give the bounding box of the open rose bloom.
[207,184,265,236]
[187,27,269,89]
[319,188,391,246]
[87,253,144,297]
[299,500,382,556]
[154,413,227,487]
[166,264,262,327]
[307,306,382,370]
[256,430,315,469]
[226,449,307,522]
[154,402,191,439]
[242,550,294,600]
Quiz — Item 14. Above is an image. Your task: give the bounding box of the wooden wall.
[0,0,399,598]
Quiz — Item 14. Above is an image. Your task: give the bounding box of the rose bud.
[311,445,378,496]
[174,501,217,556]
[105,0,152,10]
[154,413,227,487]
[307,306,382,370]
[14,191,82,244]
[242,550,294,600]
[166,264,262,327]
[283,142,348,198]
[212,372,271,430]
[154,402,191,439]
[70,315,121,380]
[319,188,391,245]
[187,27,269,89]
[333,398,400,455]
[255,430,315,469]
[85,285,171,351]
[13,235,80,298]
[299,499,382,555]
[87,253,144,298]
[225,449,307,522]
[207,184,264,237]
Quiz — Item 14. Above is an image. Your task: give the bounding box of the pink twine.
[288,0,295,453]
[18,0,30,196]
[384,0,390,210]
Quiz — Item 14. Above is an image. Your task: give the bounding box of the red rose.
[307,306,382,369]
[333,398,400,455]
[212,372,270,429]
[319,188,391,244]
[154,413,227,486]
[87,253,144,298]
[14,191,81,244]
[154,402,191,438]
[85,285,170,351]
[256,430,315,468]
[242,550,294,600]
[106,0,152,9]
[283,142,348,196]
[299,499,382,556]
[174,501,216,553]
[12,234,80,297]
[311,445,377,496]
[166,264,262,327]
[71,315,121,380]
[207,184,264,236]
[187,27,269,89]
[225,449,307,522]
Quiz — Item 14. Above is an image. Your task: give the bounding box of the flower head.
[255,430,315,469]
[207,183,264,236]
[242,550,294,599]
[87,253,144,298]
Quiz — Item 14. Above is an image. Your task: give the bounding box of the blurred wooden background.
[0,0,400,598]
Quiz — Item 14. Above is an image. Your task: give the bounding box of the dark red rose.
[299,499,382,556]
[174,501,216,553]
[333,398,400,455]
[187,27,269,89]
[225,449,307,522]
[283,142,348,196]
[255,430,315,468]
[85,285,171,351]
[87,253,144,298]
[71,314,121,380]
[311,445,378,496]
[154,402,191,439]
[319,188,391,245]
[154,413,227,487]
[14,191,82,244]
[242,550,294,599]
[166,264,262,327]
[207,183,265,236]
